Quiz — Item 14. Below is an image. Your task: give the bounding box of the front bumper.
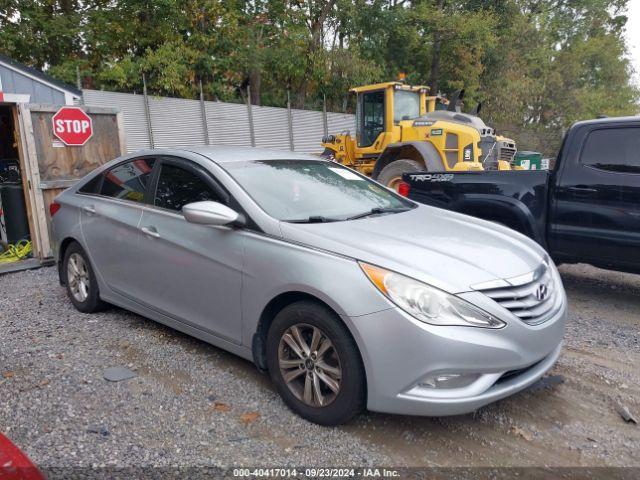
[346,299,566,416]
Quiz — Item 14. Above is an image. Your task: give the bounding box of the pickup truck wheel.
[378,159,425,191]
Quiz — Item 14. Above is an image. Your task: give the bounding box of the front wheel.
[377,159,424,191]
[266,301,365,425]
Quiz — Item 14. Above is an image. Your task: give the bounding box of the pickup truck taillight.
[398,182,410,197]
[49,201,61,217]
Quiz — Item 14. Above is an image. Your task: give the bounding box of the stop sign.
[52,107,93,146]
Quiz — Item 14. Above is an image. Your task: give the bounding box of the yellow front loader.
[321,82,518,190]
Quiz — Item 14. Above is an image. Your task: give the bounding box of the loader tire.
[377,159,425,191]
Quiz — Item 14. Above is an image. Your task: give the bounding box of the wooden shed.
[0,56,125,267]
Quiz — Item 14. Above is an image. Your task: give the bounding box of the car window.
[78,174,102,194]
[223,159,413,222]
[154,163,221,212]
[100,158,155,203]
[581,127,640,173]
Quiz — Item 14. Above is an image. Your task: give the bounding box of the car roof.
[178,145,323,164]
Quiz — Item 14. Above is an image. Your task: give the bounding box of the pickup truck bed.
[403,171,551,246]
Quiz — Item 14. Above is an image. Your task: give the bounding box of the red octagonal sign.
[52,107,93,146]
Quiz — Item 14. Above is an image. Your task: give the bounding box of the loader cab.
[353,82,428,150]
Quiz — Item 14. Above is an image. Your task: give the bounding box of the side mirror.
[183,201,241,227]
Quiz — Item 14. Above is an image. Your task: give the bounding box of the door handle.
[140,226,161,238]
[82,205,96,214]
[568,186,597,196]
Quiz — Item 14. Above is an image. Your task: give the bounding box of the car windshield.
[224,160,414,222]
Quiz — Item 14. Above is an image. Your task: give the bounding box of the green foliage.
[1,0,637,154]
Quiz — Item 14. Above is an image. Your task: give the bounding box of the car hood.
[279,205,547,294]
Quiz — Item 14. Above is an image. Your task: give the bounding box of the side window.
[78,174,102,194]
[581,127,640,173]
[100,158,155,202]
[154,163,220,212]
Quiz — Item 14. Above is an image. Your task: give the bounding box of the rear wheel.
[377,159,424,191]
[62,242,106,313]
[266,301,365,425]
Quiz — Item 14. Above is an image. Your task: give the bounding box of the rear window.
[100,158,155,203]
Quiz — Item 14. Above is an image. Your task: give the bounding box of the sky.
[625,1,640,86]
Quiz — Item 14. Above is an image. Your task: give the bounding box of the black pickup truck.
[402,116,640,274]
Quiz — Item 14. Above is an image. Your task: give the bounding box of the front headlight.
[360,262,505,328]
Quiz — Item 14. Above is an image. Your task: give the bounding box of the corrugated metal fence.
[82,89,355,154]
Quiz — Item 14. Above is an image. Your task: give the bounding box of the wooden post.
[322,93,328,137]
[199,80,210,145]
[12,105,39,259]
[17,104,51,259]
[142,73,154,148]
[287,90,294,151]
[116,110,127,155]
[246,85,256,147]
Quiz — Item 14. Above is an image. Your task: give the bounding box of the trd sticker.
[408,173,454,182]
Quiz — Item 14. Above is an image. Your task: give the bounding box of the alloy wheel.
[278,323,342,407]
[67,253,90,303]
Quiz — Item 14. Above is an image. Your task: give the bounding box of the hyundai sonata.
[51,147,566,425]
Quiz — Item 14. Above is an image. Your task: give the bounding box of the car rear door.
[80,157,156,294]
[549,123,640,267]
[134,156,244,343]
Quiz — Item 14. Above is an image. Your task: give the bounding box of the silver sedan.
[51,147,566,425]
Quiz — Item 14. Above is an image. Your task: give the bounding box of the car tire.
[377,159,424,191]
[266,301,365,425]
[62,241,106,313]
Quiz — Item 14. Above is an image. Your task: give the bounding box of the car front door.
[80,157,156,294]
[135,157,244,343]
[549,124,640,268]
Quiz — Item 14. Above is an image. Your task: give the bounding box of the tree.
[0,0,637,154]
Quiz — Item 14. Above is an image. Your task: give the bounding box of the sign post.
[51,107,93,146]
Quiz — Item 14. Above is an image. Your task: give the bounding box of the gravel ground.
[1,264,639,471]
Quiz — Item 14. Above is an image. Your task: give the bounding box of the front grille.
[498,144,517,162]
[475,265,557,325]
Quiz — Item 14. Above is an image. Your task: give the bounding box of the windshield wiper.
[285,215,341,224]
[346,207,411,220]
[286,208,410,223]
